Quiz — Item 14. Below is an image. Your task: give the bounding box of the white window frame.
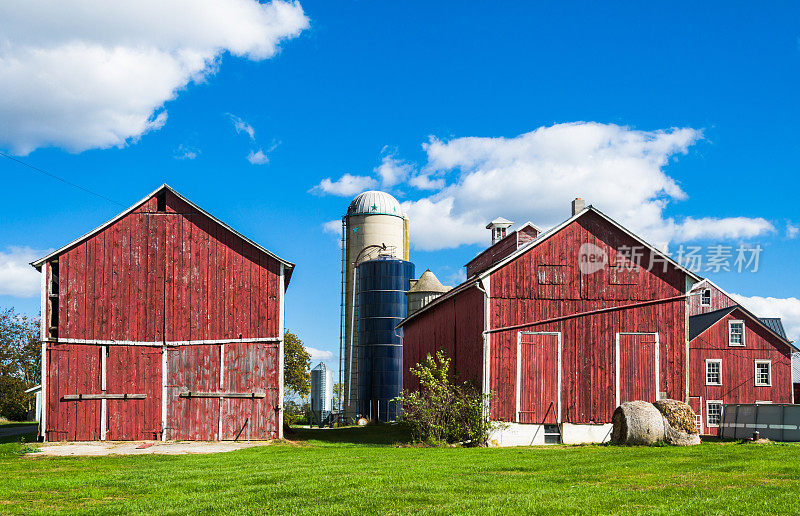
[701,288,711,307]
[705,359,722,386]
[706,400,723,428]
[728,320,745,347]
[755,360,772,387]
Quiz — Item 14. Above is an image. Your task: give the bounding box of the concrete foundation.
[488,422,613,447]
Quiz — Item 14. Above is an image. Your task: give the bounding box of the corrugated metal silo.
[356,256,414,421]
[310,362,333,426]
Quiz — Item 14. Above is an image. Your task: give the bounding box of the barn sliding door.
[220,342,279,440]
[516,332,561,424]
[616,332,659,405]
[105,346,163,440]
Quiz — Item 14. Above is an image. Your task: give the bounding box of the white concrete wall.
[488,422,613,447]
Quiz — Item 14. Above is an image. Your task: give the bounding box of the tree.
[0,308,40,421]
[283,331,310,399]
[397,350,492,446]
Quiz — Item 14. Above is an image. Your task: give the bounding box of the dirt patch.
[32,440,271,457]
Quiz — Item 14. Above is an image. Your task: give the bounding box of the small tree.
[397,350,492,446]
[283,331,310,399]
[0,308,41,421]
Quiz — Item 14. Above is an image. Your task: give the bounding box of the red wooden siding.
[618,333,657,404]
[42,187,286,441]
[488,211,687,424]
[465,225,539,278]
[45,344,102,441]
[518,333,558,424]
[688,282,736,315]
[689,309,793,435]
[402,286,484,392]
[106,346,162,440]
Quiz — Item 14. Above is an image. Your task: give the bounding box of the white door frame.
[615,332,659,407]
[516,331,562,424]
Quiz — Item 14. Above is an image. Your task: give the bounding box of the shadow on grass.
[287,423,412,446]
[0,432,38,445]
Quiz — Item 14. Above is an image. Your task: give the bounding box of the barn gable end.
[35,185,292,442]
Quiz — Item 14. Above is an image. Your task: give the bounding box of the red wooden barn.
[32,185,293,442]
[687,280,795,434]
[400,200,702,446]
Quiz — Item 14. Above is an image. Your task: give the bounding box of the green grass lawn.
[0,425,798,515]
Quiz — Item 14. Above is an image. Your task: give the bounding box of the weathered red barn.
[687,280,795,434]
[401,201,702,445]
[32,185,293,442]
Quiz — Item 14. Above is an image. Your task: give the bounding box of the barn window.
[755,361,771,386]
[728,320,745,346]
[705,359,722,385]
[609,266,638,285]
[537,265,565,285]
[701,289,711,306]
[47,260,59,339]
[706,401,722,428]
[156,191,166,212]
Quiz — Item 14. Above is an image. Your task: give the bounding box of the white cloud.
[787,222,799,239]
[305,346,334,361]
[322,219,342,235]
[247,149,269,165]
[730,294,800,343]
[0,1,309,154]
[668,217,775,242]
[229,114,256,141]
[375,153,412,187]
[0,246,50,298]
[408,173,445,190]
[310,174,378,197]
[396,123,774,250]
[174,144,199,160]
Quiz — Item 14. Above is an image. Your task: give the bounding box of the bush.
[397,350,491,446]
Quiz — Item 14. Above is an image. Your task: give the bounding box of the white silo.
[340,191,409,418]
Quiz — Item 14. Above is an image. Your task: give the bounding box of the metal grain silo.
[407,269,451,316]
[340,191,409,418]
[310,362,333,427]
[356,256,414,422]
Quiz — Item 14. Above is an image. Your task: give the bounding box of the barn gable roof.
[398,205,701,328]
[689,305,795,349]
[30,184,295,285]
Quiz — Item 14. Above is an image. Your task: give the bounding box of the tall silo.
[340,191,410,418]
[310,362,333,426]
[356,256,414,422]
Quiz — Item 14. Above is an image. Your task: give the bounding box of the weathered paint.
[689,307,793,435]
[403,210,690,428]
[41,187,288,441]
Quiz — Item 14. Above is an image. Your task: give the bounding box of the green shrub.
[397,350,491,446]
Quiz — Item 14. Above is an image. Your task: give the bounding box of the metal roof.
[689,305,795,349]
[759,318,788,340]
[345,190,405,218]
[30,184,295,285]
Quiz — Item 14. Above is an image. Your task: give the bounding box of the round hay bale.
[653,399,698,435]
[611,401,666,445]
[663,419,701,446]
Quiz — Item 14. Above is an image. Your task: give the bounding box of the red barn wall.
[44,190,283,441]
[402,286,484,392]
[689,310,793,435]
[488,212,688,424]
[688,282,736,315]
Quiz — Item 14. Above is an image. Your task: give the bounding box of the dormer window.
[701,289,711,306]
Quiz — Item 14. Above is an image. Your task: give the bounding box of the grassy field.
[0,426,799,514]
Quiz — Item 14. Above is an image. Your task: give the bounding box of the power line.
[0,150,125,207]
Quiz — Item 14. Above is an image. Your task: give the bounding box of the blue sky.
[2,1,799,371]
